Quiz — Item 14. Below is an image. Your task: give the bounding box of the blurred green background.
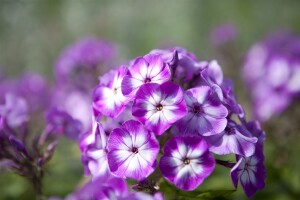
[1,0,300,199]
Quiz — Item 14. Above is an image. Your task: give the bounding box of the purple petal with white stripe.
[206,120,258,157]
[159,136,215,191]
[107,120,159,180]
[132,82,187,135]
[121,55,171,96]
[175,86,228,136]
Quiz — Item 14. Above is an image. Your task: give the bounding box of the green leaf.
[159,181,236,200]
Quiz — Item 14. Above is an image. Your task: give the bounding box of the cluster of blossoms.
[0,37,117,199]
[79,47,266,199]
[243,31,300,121]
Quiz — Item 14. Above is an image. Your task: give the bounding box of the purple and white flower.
[80,120,109,177]
[55,37,116,89]
[66,173,129,200]
[107,120,159,180]
[0,93,29,128]
[46,107,83,140]
[205,120,257,157]
[175,85,227,136]
[159,136,215,190]
[121,54,171,96]
[93,65,130,118]
[243,31,300,121]
[231,146,266,198]
[132,82,187,135]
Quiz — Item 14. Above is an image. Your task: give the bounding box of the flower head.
[93,66,130,118]
[121,54,171,96]
[175,85,227,136]
[231,146,266,198]
[46,107,83,140]
[0,93,29,128]
[80,119,109,177]
[55,37,116,89]
[205,120,257,157]
[243,31,300,121]
[66,173,128,200]
[107,120,159,180]
[159,136,215,190]
[132,82,187,135]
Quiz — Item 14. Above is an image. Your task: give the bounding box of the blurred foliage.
[1,0,300,200]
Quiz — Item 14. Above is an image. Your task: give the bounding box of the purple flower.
[201,60,223,86]
[159,136,215,191]
[220,80,244,116]
[121,54,171,96]
[205,120,257,157]
[0,72,50,113]
[51,86,92,131]
[46,108,83,140]
[107,120,159,180]
[80,119,110,177]
[243,31,300,121]
[93,66,130,118]
[231,147,266,198]
[174,85,228,136]
[55,37,116,89]
[18,72,50,112]
[0,93,29,128]
[211,23,237,45]
[132,82,187,135]
[66,173,129,200]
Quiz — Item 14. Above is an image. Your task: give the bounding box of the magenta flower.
[121,54,171,96]
[132,82,187,135]
[205,120,258,157]
[175,85,227,136]
[93,66,130,118]
[231,147,266,198]
[107,120,159,180]
[159,136,215,190]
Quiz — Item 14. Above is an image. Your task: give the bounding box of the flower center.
[183,157,190,165]
[192,105,202,114]
[113,88,117,95]
[156,103,163,111]
[131,147,139,154]
[225,126,235,135]
[144,77,151,83]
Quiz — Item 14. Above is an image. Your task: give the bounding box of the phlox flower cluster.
[243,31,300,121]
[80,47,266,199]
